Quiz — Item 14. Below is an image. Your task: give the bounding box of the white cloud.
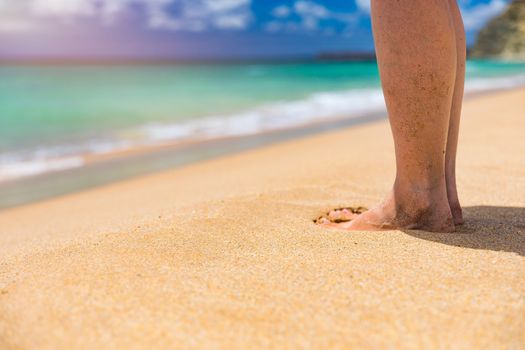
[294,1,329,19]
[294,1,329,30]
[268,0,357,33]
[29,0,96,17]
[146,0,252,31]
[266,0,510,35]
[206,0,248,13]
[213,13,250,29]
[272,5,290,18]
[0,18,34,32]
[355,0,370,13]
[0,0,252,32]
[460,0,509,30]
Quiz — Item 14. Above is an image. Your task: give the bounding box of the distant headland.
[471,0,525,60]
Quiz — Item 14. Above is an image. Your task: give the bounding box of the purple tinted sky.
[0,0,511,60]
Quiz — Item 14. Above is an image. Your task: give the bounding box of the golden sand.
[0,89,524,349]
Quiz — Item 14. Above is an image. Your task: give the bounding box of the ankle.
[394,177,447,198]
[392,180,449,215]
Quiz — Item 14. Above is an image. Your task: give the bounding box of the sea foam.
[1,72,524,182]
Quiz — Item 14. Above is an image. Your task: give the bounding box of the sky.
[0,0,512,60]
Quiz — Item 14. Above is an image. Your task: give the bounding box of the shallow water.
[0,59,524,191]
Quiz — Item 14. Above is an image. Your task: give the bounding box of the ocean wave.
[0,88,386,182]
[140,88,386,142]
[1,72,525,182]
[0,156,84,182]
[466,73,525,92]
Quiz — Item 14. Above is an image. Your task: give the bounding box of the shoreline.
[0,111,387,210]
[0,87,523,348]
[1,86,522,211]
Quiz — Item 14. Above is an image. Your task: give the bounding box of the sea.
[1,60,525,208]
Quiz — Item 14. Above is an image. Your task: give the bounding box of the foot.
[317,186,455,233]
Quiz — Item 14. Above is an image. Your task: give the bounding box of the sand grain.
[1,89,524,349]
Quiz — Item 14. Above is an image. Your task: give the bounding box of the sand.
[0,88,524,349]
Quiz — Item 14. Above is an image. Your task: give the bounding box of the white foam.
[0,157,84,182]
[140,88,386,143]
[1,72,525,183]
[466,73,525,93]
[0,88,386,183]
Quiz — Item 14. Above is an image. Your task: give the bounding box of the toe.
[327,210,339,219]
[317,217,331,225]
[327,208,359,222]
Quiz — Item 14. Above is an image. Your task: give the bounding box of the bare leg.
[324,1,466,228]
[446,0,466,225]
[320,0,456,232]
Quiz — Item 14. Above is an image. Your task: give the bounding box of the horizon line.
[0,51,379,65]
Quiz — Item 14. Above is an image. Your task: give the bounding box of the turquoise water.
[0,63,380,150]
[1,60,525,181]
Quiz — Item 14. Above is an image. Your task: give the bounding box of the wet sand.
[0,88,524,349]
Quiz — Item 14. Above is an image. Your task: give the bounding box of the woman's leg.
[445,0,466,225]
[321,0,457,232]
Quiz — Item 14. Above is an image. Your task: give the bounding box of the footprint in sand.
[315,206,368,225]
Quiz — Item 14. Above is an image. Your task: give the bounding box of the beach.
[2,60,525,209]
[0,87,524,348]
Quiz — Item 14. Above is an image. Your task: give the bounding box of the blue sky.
[0,0,512,59]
